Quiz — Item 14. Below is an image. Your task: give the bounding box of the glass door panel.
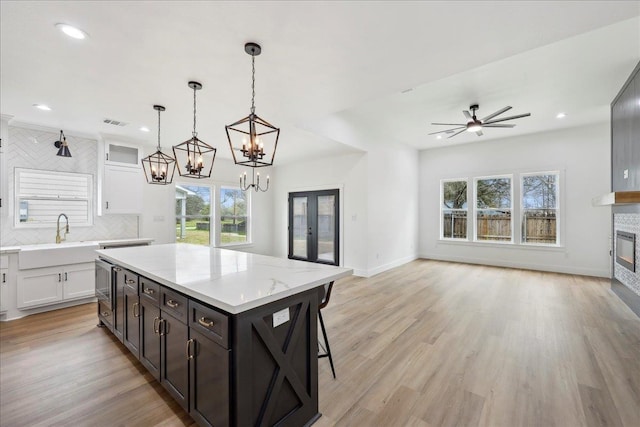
[316,195,335,263]
[292,196,308,259]
[288,189,339,266]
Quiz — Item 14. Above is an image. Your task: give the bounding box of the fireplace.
[616,230,636,272]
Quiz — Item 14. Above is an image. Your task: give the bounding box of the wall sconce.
[54,130,71,157]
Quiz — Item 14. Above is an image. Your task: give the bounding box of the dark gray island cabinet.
[95,244,352,427]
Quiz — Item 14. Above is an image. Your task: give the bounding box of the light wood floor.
[1,260,639,426]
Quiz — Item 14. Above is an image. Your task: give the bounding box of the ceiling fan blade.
[463,110,473,121]
[483,113,531,124]
[482,123,516,128]
[447,128,468,139]
[481,106,511,122]
[428,127,465,135]
[475,130,483,136]
[431,123,467,126]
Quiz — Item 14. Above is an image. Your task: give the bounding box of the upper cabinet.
[99,137,144,215]
[105,140,141,168]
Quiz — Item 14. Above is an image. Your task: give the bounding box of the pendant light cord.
[251,53,256,115]
[192,85,198,138]
[157,108,162,151]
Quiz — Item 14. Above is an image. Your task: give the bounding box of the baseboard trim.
[418,252,609,278]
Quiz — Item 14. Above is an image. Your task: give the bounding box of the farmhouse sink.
[18,241,100,269]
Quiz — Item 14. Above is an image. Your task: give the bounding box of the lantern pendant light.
[141,105,176,185]
[173,81,216,179]
[54,130,72,157]
[226,42,279,169]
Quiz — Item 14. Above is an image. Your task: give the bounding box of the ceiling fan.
[430,104,531,139]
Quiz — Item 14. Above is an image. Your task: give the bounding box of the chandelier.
[141,105,176,185]
[173,81,216,178]
[226,42,279,170]
[240,168,269,192]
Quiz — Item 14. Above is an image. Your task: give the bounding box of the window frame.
[217,185,251,247]
[14,168,94,228]
[473,174,513,243]
[440,178,469,241]
[520,171,560,246]
[175,183,214,246]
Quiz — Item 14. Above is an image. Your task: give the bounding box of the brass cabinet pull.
[114,267,122,272]
[153,317,160,334]
[101,311,110,317]
[143,287,155,295]
[126,279,136,285]
[133,302,140,318]
[186,338,194,360]
[166,299,179,308]
[198,317,215,328]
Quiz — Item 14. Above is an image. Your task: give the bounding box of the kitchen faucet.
[56,213,70,243]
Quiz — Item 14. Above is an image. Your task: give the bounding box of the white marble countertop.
[0,238,153,254]
[96,243,353,314]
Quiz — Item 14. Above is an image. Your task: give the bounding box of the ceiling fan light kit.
[430,104,531,139]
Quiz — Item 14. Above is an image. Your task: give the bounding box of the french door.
[288,189,339,265]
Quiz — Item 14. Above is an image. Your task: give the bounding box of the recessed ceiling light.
[55,23,87,40]
[33,104,51,111]
[436,135,442,140]
[556,112,566,119]
[140,126,150,132]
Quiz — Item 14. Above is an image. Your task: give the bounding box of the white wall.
[271,152,369,274]
[366,146,420,276]
[419,122,612,277]
[271,146,420,278]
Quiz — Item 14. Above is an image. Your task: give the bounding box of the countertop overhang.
[96,243,353,314]
[592,191,640,206]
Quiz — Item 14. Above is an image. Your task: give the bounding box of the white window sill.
[438,238,565,252]
[216,243,254,250]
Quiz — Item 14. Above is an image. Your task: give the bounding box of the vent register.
[103,119,128,127]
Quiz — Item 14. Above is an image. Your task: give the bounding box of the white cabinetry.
[103,165,143,214]
[100,138,143,215]
[0,255,9,313]
[17,262,94,309]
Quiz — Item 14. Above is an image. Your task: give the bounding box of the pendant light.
[240,168,269,192]
[173,81,216,178]
[54,130,72,157]
[226,42,279,169]
[141,105,176,185]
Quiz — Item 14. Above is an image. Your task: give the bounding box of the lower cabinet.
[160,310,189,411]
[123,278,140,356]
[17,262,94,309]
[140,297,161,379]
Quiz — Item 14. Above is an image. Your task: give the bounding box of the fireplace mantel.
[592,191,640,206]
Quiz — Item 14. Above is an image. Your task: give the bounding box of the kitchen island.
[96,243,352,427]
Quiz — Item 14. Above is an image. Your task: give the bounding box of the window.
[14,168,93,227]
[175,184,212,246]
[475,176,512,242]
[521,172,559,245]
[441,179,468,239]
[220,187,248,245]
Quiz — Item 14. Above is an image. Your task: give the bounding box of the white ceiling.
[1,1,639,164]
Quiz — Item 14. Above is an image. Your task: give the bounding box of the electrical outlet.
[623,169,629,179]
[272,308,290,328]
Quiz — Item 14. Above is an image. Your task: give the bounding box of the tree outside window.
[475,177,512,242]
[442,180,468,239]
[175,185,211,246]
[220,187,248,245]
[521,173,558,244]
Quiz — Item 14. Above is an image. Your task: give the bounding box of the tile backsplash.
[0,125,138,246]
